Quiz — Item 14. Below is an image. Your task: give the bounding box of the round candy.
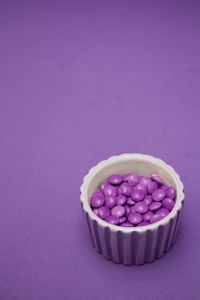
[138,221,149,226]
[139,176,151,187]
[92,189,104,197]
[103,184,117,197]
[123,173,130,181]
[165,186,176,199]
[143,211,153,222]
[100,182,109,192]
[124,205,130,217]
[125,173,139,186]
[117,186,122,195]
[108,174,123,185]
[131,190,145,202]
[98,206,110,219]
[120,222,133,227]
[134,201,148,214]
[127,197,135,206]
[111,205,125,217]
[150,213,163,224]
[90,171,176,227]
[120,182,133,196]
[128,213,142,224]
[116,195,126,206]
[148,181,158,194]
[90,194,104,208]
[143,195,152,206]
[105,196,116,209]
[162,197,175,211]
[119,216,127,224]
[156,208,169,218]
[151,173,163,185]
[93,208,99,216]
[105,215,119,225]
[134,183,147,193]
[160,185,167,191]
[130,206,136,214]
[149,202,161,211]
[152,189,166,202]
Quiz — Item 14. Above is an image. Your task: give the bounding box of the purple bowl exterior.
[82,203,184,265]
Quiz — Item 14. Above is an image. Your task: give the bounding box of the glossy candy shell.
[80,154,185,265]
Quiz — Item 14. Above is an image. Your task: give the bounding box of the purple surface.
[0,1,200,299]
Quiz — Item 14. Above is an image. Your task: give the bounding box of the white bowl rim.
[80,153,185,233]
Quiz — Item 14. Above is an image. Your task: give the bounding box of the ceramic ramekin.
[80,154,185,265]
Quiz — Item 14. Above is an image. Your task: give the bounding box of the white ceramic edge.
[80,153,185,233]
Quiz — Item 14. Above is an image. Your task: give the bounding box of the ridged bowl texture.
[80,154,185,265]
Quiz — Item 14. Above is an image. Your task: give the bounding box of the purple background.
[0,1,200,299]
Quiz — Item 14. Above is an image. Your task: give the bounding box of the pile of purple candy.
[90,172,176,227]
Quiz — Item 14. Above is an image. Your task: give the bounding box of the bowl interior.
[87,157,178,201]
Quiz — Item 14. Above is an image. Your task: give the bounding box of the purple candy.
[105,215,119,225]
[127,197,135,206]
[130,206,136,214]
[108,174,123,185]
[90,194,104,208]
[117,186,122,195]
[152,189,166,202]
[111,205,125,217]
[150,213,163,224]
[93,208,99,216]
[149,202,161,211]
[139,176,151,187]
[143,211,153,222]
[156,208,170,218]
[90,170,176,227]
[128,213,142,224]
[134,183,147,193]
[94,190,104,197]
[143,195,152,206]
[123,173,130,181]
[131,189,145,202]
[148,181,158,194]
[92,189,104,197]
[100,181,109,192]
[98,206,110,219]
[124,205,130,217]
[138,221,149,226]
[134,201,148,214]
[160,185,167,191]
[120,222,133,227]
[124,173,139,186]
[105,196,116,209]
[103,184,117,197]
[162,197,175,211]
[120,182,133,196]
[116,195,127,206]
[165,186,176,200]
[151,173,163,185]
[119,216,127,224]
